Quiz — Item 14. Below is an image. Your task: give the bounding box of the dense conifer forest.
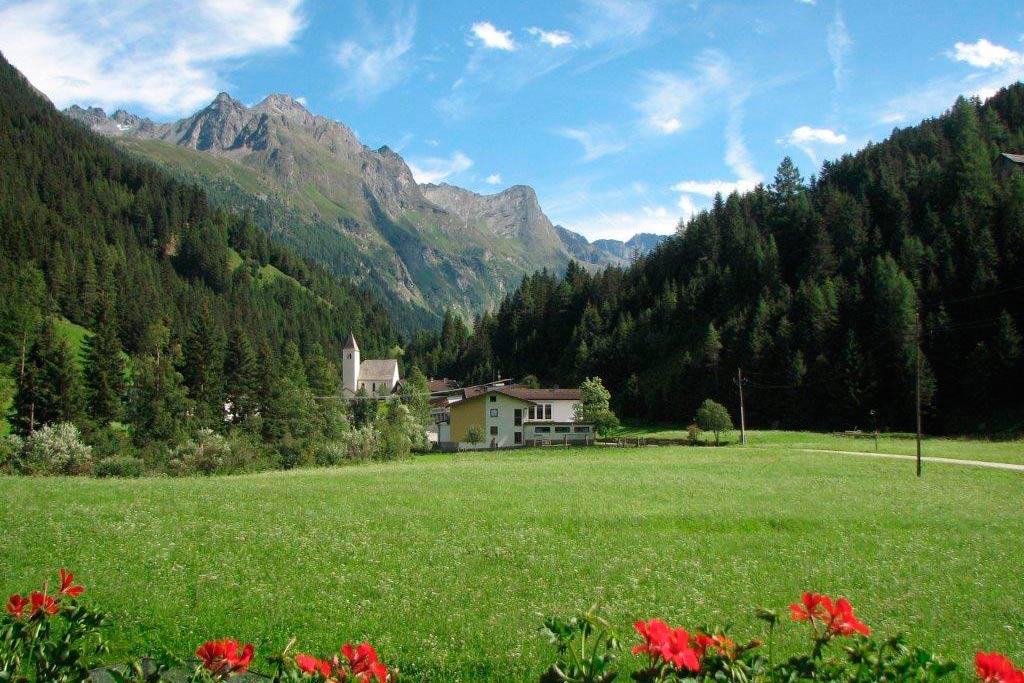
[409,87,1024,434]
[0,53,427,472]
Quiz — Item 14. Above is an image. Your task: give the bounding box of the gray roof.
[359,359,398,382]
[1001,153,1024,164]
[344,333,359,351]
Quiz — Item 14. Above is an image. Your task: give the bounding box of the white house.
[440,385,594,449]
[342,334,400,396]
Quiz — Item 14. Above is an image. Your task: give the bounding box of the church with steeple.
[342,334,400,397]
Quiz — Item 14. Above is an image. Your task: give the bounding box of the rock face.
[65,94,663,328]
[592,233,670,260]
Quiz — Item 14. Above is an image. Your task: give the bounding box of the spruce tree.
[14,318,84,433]
[128,323,192,445]
[83,293,125,424]
[224,326,260,425]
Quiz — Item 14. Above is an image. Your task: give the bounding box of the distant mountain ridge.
[66,95,665,329]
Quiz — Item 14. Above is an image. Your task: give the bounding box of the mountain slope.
[65,96,658,330]
[0,51,396,379]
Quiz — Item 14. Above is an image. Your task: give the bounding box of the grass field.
[610,424,1024,465]
[2,446,1022,681]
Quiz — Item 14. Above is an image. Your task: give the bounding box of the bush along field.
[4,568,1023,682]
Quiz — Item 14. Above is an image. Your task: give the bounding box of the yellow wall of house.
[449,396,484,443]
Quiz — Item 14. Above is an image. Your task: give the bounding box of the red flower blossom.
[296,653,334,678]
[340,642,388,682]
[976,652,1024,683]
[195,639,255,677]
[5,594,28,619]
[58,568,84,598]
[695,632,737,660]
[789,593,870,637]
[632,619,701,672]
[29,591,58,617]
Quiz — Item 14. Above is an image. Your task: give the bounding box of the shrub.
[20,422,93,474]
[575,377,620,436]
[95,455,145,478]
[465,425,485,444]
[695,399,733,446]
[169,429,232,476]
[686,423,702,445]
[0,434,23,473]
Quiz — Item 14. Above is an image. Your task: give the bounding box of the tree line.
[408,88,1024,434]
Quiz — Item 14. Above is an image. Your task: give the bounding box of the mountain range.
[65,95,667,330]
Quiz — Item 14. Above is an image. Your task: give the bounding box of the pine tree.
[224,326,260,425]
[305,342,340,396]
[128,323,192,444]
[182,303,227,426]
[83,293,125,424]
[14,318,84,433]
[0,261,46,379]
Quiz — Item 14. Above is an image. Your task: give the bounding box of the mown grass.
[2,447,1022,681]
[609,424,1024,465]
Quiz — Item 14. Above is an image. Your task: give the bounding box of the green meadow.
[2,446,1022,681]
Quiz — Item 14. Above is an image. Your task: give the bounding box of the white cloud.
[879,112,906,124]
[879,37,1024,124]
[636,50,732,135]
[557,125,628,161]
[295,96,307,105]
[951,38,1023,69]
[671,94,763,203]
[469,21,517,51]
[408,151,474,184]
[528,27,574,48]
[569,205,679,241]
[0,0,305,116]
[335,2,417,101]
[577,0,654,46]
[827,9,852,98]
[795,0,816,4]
[779,126,848,164]
[485,173,503,185]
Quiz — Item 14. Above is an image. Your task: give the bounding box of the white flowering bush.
[20,423,93,475]
[169,429,232,476]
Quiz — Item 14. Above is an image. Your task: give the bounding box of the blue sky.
[1,0,1023,241]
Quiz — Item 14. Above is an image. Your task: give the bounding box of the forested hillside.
[410,88,1024,434]
[0,52,406,464]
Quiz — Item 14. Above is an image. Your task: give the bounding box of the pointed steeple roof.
[344,333,359,351]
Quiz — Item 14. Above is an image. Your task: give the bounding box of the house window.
[489,395,496,402]
[574,426,591,433]
[489,408,498,417]
[514,432,523,445]
[535,426,551,434]
[528,406,535,420]
[347,353,352,359]
[490,426,498,436]
[544,404,552,420]
[371,382,376,392]
[514,409,522,426]
[555,426,571,433]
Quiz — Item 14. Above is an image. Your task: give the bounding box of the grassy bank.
[608,424,1024,465]
[2,446,1022,680]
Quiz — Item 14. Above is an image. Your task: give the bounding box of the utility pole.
[915,310,922,477]
[737,367,747,446]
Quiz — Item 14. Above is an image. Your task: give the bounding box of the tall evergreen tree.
[14,318,84,433]
[83,293,125,424]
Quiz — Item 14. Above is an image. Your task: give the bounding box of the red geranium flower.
[5,594,28,619]
[195,639,254,677]
[976,652,1024,683]
[789,593,869,637]
[29,590,58,617]
[58,568,84,598]
[695,632,737,660]
[296,653,334,678]
[632,619,701,672]
[340,642,388,682]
